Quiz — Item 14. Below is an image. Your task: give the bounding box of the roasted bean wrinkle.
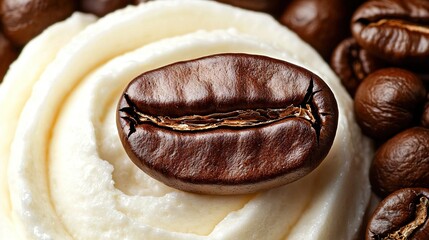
[366,188,429,240]
[352,0,429,68]
[117,54,338,195]
[0,0,75,46]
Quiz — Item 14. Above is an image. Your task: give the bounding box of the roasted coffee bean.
[0,0,75,46]
[116,53,338,195]
[216,0,284,14]
[79,0,131,17]
[366,188,429,240]
[330,38,385,97]
[351,0,429,68]
[0,33,18,82]
[280,0,362,60]
[370,127,429,197]
[354,68,426,140]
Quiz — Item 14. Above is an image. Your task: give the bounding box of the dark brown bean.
[366,188,429,240]
[0,0,76,46]
[0,32,18,82]
[216,0,284,14]
[280,0,362,60]
[79,0,131,17]
[370,127,429,197]
[116,53,338,195]
[330,38,386,97]
[351,0,429,69]
[354,68,426,140]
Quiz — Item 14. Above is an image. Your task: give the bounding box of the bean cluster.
[330,0,429,200]
[327,0,429,239]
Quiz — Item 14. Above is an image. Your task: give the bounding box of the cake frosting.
[0,1,373,239]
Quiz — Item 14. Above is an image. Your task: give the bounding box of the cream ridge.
[0,0,373,239]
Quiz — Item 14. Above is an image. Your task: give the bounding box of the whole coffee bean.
[79,0,131,17]
[216,0,284,14]
[0,0,75,46]
[0,33,18,82]
[351,0,429,69]
[370,127,429,197]
[280,0,362,60]
[330,38,385,97]
[116,53,338,195]
[354,68,426,140]
[366,188,429,240]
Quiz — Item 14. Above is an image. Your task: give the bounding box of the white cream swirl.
[0,1,373,239]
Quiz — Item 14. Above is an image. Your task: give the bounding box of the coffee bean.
[330,38,385,97]
[79,0,131,17]
[354,68,426,140]
[366,188,429,240]
[280,0,362,60]
[216,0,284,14]
[0,0,76,46]
[0,32,18,82]
[370,127,429,197]
[351,0,429,69]
[116,53,338,195]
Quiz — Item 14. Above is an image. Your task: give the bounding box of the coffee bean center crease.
[382,196,429,240]
[367,19,429,34]
[120,95,316,132]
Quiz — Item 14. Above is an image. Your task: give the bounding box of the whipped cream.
[0,1,373,239]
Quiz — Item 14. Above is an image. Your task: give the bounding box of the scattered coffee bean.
[116,53,338,195]
[351,0,429,69]
[0,0,76,46]
[79,0,131,17]
[370,127,429,197]
[330,38,385,97]
[216,0,284,14]
[354,68,426,140]
[280,0,362,60]
[0,33,18,82]
[366,188,429,240]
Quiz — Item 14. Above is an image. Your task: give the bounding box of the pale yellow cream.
[0,1,373,239]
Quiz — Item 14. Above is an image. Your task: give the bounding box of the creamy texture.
[0,1,373,239]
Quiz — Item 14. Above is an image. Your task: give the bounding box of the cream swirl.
[0,1,373,239]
